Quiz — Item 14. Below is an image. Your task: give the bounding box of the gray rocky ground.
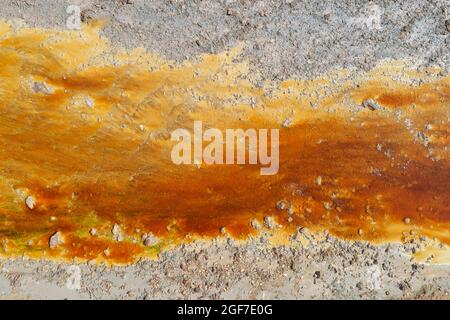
[0,0,449,299]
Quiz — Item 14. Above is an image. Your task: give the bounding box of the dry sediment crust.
[0,0,449,299]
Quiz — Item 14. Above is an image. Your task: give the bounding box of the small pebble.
[112,224,123,241]
[282,118,292,128]
[376,143,382,151]
[143,233,159,246]
[362,99,381,111]
[25,196,36,210]
[2,240,8,253]
[251,218,261,230]
[323,202,333,210]
[32,81,53,94]
[85,96,94,108]
[49,231,63,249]
[276,200,288,211]
[316,176,322,186]
[112,224,121,236]
[264,216,275,229]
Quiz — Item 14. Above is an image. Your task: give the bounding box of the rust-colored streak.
[0,22,449,263]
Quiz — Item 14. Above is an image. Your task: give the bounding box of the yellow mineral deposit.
[0,21,448,264]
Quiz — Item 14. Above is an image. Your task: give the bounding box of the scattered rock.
[264,216,275,229]
[143,233,159,246]
[80,9,95,23]
[90,228,97,236]
[1,240,8,253]
[316,176,322,186]
[85,96,94,108]
[276,200,289,211]
[376,143,383,151]
[290,259,302,272]
[49,232,63,249]
[112,224,120,236]
[403,217,411,224]
[251,218,261,230]
[25,196,36,210]
[362,99,381,111]
[398,280,411,291]
[282,118,292,128]
[32,81,53,94]
[323,201,333,210]
[417,131,429,146]
[112,224,123,241]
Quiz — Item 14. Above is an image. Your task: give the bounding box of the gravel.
[0,0,449,300]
